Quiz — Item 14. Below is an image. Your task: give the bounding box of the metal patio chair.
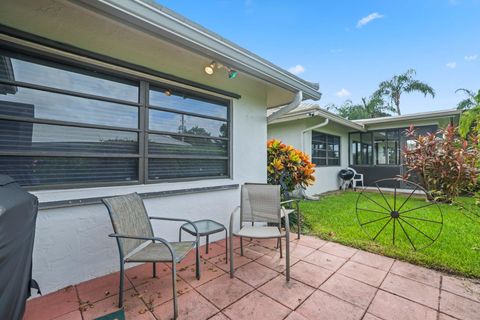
[102,193,200,319]
[229,183,290,280]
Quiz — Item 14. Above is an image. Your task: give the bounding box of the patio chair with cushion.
[229,183,290,280]
[102,193,200,319]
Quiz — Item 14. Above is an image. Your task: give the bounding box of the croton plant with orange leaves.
[267,139,316,194]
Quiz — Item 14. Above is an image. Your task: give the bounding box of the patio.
[24,235,479,320]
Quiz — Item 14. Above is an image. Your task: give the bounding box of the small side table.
[179,219,228,263]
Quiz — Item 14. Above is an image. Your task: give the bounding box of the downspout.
[267,91,303,123]
[301,118,329,152]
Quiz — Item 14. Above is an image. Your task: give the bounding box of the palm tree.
[456,88,480,137]
[374,69,435,115]
[334,96,394,120]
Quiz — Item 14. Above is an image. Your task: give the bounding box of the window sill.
[34,179,238,210]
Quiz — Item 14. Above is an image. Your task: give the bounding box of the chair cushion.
[234,226,283,238]
[125,241,195,263]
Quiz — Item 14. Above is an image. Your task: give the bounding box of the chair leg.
[240,237,244,256]
[225,228,228,264]
[206,235,209,254]
[152,262,156,278]
[297,210,301,240]
[118,262,124,308]
[178,229,182,242]
[276,238,280,249]
[229,234,234,278]
[279,237,283,258]
[285,236,290,281]
[195,244,201,280]
[171,261,178,319]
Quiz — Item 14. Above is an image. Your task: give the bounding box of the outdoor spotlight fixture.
[204,61,216,75]
[227,68,238,79]
[204,61,238,79]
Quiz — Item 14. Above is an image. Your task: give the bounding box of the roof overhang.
[268,104,366,131]
[72,0,321,101]
[353,109,462,126]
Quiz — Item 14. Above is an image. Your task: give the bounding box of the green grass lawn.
[300,191,480,278]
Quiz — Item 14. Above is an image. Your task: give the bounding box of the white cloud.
[357,12,384,28]
[465,54,478,61]
[288,64,305,75]
[336,88,351,97]
[446,62,457,69]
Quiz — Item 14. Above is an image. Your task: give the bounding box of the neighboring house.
[268,103,461,195]
[0,0,320,293]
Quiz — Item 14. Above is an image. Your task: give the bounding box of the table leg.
[224,228,228,264]
[206,235,209,254]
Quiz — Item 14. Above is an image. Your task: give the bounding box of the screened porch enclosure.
[348,125,437,187]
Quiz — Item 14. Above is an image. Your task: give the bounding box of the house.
[267,103,461,195]
[0,0,320,294]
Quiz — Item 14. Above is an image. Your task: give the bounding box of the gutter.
[267,91,302,123]
[301,118,329,152]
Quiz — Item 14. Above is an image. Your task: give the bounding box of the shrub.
[403,124,479,202]
[267,139,316,194]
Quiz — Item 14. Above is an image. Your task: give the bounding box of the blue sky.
[157,0,480,114]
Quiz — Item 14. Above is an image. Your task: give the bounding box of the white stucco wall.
[268,118,351,196]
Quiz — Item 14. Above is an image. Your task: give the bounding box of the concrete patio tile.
[390,260,441,288]
[134,273,192,307]
[52,310,83,320]
[252,237,280,250]
[438,313,457,320]
[177,259,225,288]
[153,289,218,320]
[291,235,327,249]
[242,243,276,255]
[196,273,254,309]
[255,251,300,272]
[258,275,315,309]
[233,261,279,288]
[287,261,334,288]
[440,290,480,320]
[297,290,364,320]
[77,272,132,304]
[24,286,79,320]
[175,250,198,269]
[287,242,316,259]
[210,253,252,272]
[350,250,394,271]
[303,250,347,271]
[208,312,230,320]
[200,242,227,260]
[82,288,154,320]
[320,273,377,308]
[368,290,437,320]
[126,263,171,286]
[234,246,265,260]
[319,242,358,259]
[223,291,291,320]
[217,237,250,249]
[363,313,383,320]
[338,261,388,287]
[442,275,480,302]
[284,311,309,320]
[380,273,439,309]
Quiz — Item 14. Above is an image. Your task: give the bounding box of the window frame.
[0,48,232,190]
[311,131,341,167]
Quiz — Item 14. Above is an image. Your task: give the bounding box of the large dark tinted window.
[148,86,229,180]
[311,132,340,166]
[0,51,231,188]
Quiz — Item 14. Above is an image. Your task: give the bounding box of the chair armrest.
[229,206,241,235]
[109,233,176,260]
[281,199,300,211]
[149,217,200,245]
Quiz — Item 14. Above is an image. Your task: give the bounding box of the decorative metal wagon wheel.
[355,178,443,250]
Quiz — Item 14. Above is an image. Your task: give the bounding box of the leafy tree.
[456,89,480,138]
[334,96,394,120]
[375,69,435,115]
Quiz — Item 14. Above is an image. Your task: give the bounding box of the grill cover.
[0,175,39,320]
[338,169,355,181]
